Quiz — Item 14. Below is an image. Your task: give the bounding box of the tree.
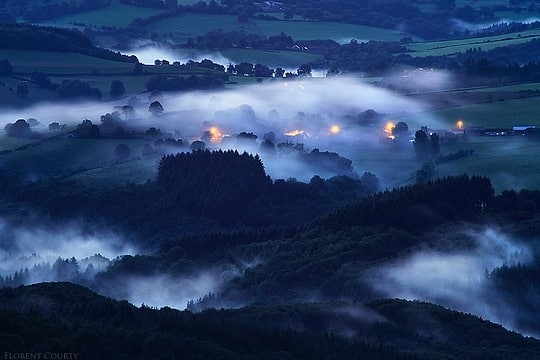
[109,80,125,99]
[75,119,100,138]
[5,119,33,138]
[56,79,102,100]
[48,122,61,131]
[149,100,164,115]
[413,130,429,159]
[392,122,409,137]
[190,140,206,151]
[275,67,285,78]
[235,62,254,76]
[27,118,40,127]
[253,64,274,77]
[297,63,312,77]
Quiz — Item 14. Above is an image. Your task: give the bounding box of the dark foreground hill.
[0,282,538,360]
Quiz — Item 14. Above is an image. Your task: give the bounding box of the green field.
[402,96,540,129]
[35,4,164,28]
[70,154,161,188]
[0,137,149,182]
[220,48,321,68]
[0,50,134,75]
[468,82,540,93]
[406,29,540,56]
[438,136,540,192]
[148,13,415,43]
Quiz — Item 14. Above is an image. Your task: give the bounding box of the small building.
[513,125,535,135]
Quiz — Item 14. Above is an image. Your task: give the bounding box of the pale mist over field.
[0,216,137,283]
[0,74,453,183]
[126,45,232,66]
[370,227,536,337]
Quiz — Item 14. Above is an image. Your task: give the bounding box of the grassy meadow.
[406,28,540,57]
[219,48,321,68]
[403,96,540,129]
[0,50,134,75]
[148,13,414,43]
[35,4,164,28]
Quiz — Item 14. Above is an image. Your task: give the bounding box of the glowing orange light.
[457,120,464,130]
[284,129,305,137]
[384,121,395,133]
[209,126,224,143]
[330,125,341,134]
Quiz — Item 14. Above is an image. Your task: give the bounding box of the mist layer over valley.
[1,68,540,342]
[4,3,540,356]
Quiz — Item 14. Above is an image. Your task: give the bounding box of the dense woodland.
[0,23,136,63]
[0,128,540,357]
[4,282,538,359]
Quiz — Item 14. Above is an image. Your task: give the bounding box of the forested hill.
[1,282,538,360]
[0,23,137,63]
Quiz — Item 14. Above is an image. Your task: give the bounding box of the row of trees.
[0,23,136,63]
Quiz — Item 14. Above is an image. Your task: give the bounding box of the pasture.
[406,29,540,56]
[404,96,540,129]
[219,48,321,68]
[0,136,149,182]
[438,136,540,192]
[0,50,134,75]
[35,4,164,28]
[148,13,415,43]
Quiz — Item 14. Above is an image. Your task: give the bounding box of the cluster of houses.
[422,124,536,140]
[254,1,284,12]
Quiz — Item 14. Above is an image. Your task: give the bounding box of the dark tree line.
[0,0,111,22]
[145,74,225,92]
[315,174,494,231]
[0,23,137,64]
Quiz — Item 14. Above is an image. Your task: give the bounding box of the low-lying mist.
[0,75,454,184]
[126,45,232,66]
[369,227,536,337]
[0,217,136,284]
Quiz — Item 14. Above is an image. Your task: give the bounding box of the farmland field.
[406,29,540,56]
[34,4,164,28]
[438,136,540,192]
[0,50,134,75]
[401,96,540,129]
[148,13,416,43]
[0,137,148,181]
[219,48,321,68]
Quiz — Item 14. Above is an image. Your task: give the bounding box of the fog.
[452,18,540,32]
[126,45,232,66]
[369,227,536,336]
[0,216,137,283]
[0,75,454,184]
[112,267,242,310]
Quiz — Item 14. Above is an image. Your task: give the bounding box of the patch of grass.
[0,75,57,107]
[69,154,161,189]
[0,50,134,75]
[437,136,540,192]
[402,96,540,129]
[0,137,148,181]
[468,83,540,93]
[148,13,415,43]
[406,29,540,56]
[34,4,164,28]
[219,48,321,68]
